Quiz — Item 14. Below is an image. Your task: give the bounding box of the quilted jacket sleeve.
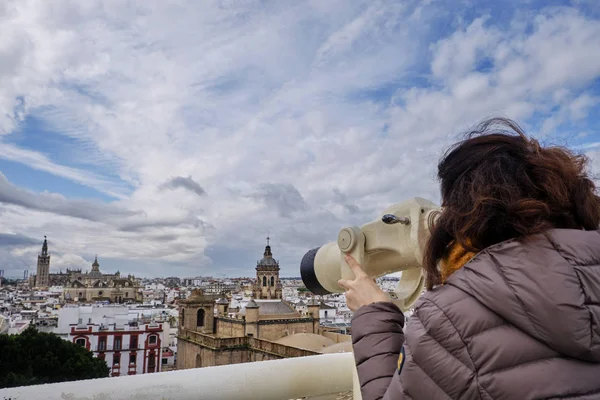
[352,298,483,400]
[351,302,405,400]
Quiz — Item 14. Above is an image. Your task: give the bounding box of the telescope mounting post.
[337,226,365,400]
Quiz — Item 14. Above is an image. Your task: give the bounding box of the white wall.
[56,306,131,333]
[319,308,338,320]
[58,305,165,376]
[69,326,163,375]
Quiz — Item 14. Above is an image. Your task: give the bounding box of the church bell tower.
[35,236,50,288]
[253,237,282,300]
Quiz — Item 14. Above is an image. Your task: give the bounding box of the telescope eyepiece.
[382,214,410,225]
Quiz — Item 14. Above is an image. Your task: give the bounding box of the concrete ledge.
[0,353,356,400]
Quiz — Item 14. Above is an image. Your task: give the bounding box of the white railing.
[0,353,359,400]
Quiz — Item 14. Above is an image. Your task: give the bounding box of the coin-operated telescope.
[300,197,441,311]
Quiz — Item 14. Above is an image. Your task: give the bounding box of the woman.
[338,118,600,400]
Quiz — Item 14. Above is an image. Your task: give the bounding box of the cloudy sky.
[0,0,599,279]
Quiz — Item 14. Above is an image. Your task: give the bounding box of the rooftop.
[275,333,335,352]
[319,341,353,354]
[320,302,336,310]
[239,300,298,316]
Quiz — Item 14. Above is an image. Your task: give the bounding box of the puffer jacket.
[352,229,600,400]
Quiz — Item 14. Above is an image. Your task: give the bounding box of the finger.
[344,254,368,277]
[337,279,351,290]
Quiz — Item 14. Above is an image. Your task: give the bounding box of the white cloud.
[49,253,90,271]
[0,1,599,277]
[431,17,501,82]
[0,142,128,198]
[0,172,137,222]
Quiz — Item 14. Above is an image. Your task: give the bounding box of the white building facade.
[69,322,163,376]
[57,305,166,376]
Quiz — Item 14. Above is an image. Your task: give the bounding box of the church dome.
[257,242,279,267]
[89,255,101,277]
[259,255,278,267]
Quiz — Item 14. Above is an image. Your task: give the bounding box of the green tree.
[0,326,109,389]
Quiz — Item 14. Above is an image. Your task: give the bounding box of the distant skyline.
[1,0,600,278]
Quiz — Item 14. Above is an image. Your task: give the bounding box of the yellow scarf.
[440,241,477,284]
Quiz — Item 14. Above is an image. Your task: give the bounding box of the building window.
[149,335,157,345]
[130,335,138,349]
[162,358,168,365]
[78,292,83,298]
[196,309,205,327]
[75,338,86,347]
[270,276,274,287]
[125,292,129,298]
[113,355,120,366]
[129,354,136,365]
[114,336,122,351]
[181,309,185,325]
[262,276,267,287]
[99,337,107,351]
[98,291,103,296]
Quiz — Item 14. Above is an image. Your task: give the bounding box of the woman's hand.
[338,254,390,312]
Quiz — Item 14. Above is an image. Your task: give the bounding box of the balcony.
[0,353,359,400]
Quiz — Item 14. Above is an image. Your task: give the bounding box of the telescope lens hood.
[300,247,329,295]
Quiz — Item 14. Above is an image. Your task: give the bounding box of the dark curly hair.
[423,117,600,289]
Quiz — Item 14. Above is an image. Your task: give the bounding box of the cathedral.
[31,237,142,303]
[62,256,143,304]
[176,239,352,370]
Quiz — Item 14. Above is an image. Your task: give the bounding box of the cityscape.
[1,0,599,399]
[0,236,401,398]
